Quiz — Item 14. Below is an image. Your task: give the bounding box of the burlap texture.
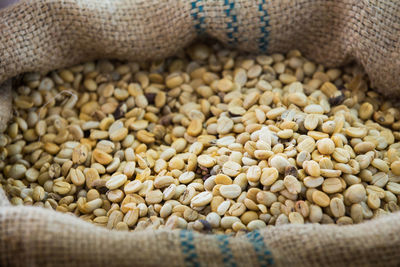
[0,0,399,96]
[1,0,400,266]
[0,81,12,133]
[1,187,400,267]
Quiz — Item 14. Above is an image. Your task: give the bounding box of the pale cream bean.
[222,161,241,177]
[163,184,177,201]
[145,190,163,204]
[160,148,176,161]
[32,186,45,202]
[123,161,136,178]
[391,161,400,175]
[124,180,143,194]
[304,104,324,114]
[387,182,400,194]
[197,155,216,168]
[247,220,267,230]
[232,221,247,232]
[297,138,316,153]
[123,208,139,227]
[317,138,335,155]
[269,155,290,173]
[217,117,234,135]
[312,190,330,207]
[322,178,343,194]
[330,198,345,217]
[260,167,279,186]
[288,212,304,224]
[190,191,213,207]
[303,160,321,177]
[246,166,261,183]
[344,184,366,204]
[219,184,242,199]
[372,172,389,188]
[154,176,175,189]
[220,216,241,229]
[332,148,350,163]
[106,174,128,190]
[82,198,103,214]
[107,210,124,229]
[283,175,301,194]
[217,200,231,216]
[206,212,221,228]
[179,171,196,184]
[367,193,381,210]
[8,164,26,179]
[215,174,233,185]
[160,203,173,218]
[371,159,390,173]
[309,205,323,223]
[53,181,71,195]
[303,176,324,188]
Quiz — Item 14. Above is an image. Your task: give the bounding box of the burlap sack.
[1,0,400,266]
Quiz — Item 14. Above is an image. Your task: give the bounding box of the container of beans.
[0,1,399,266]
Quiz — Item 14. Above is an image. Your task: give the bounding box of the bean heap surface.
[1,43,400,234]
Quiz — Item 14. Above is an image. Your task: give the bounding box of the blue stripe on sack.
[215,235,237,267]
[180,230,200,267]
[190,0,205,35]
[246,231,274,266]
[258,0,270,52]
[224,0,238,44]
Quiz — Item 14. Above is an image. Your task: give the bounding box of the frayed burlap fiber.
[1,0,400,266]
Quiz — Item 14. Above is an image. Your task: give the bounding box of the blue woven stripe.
[258,0,270,52]
[224,0,238,44]
[215,235,237,267]
[180,230,200,267]
[246,231,274,266]
[190,0,205,35]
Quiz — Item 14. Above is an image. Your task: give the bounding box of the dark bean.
[145,93,156,105]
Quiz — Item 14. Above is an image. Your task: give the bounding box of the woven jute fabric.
[1,0,400,266]
[1,188,400,267]
[0,0,399,96]
[0,80,12,133]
